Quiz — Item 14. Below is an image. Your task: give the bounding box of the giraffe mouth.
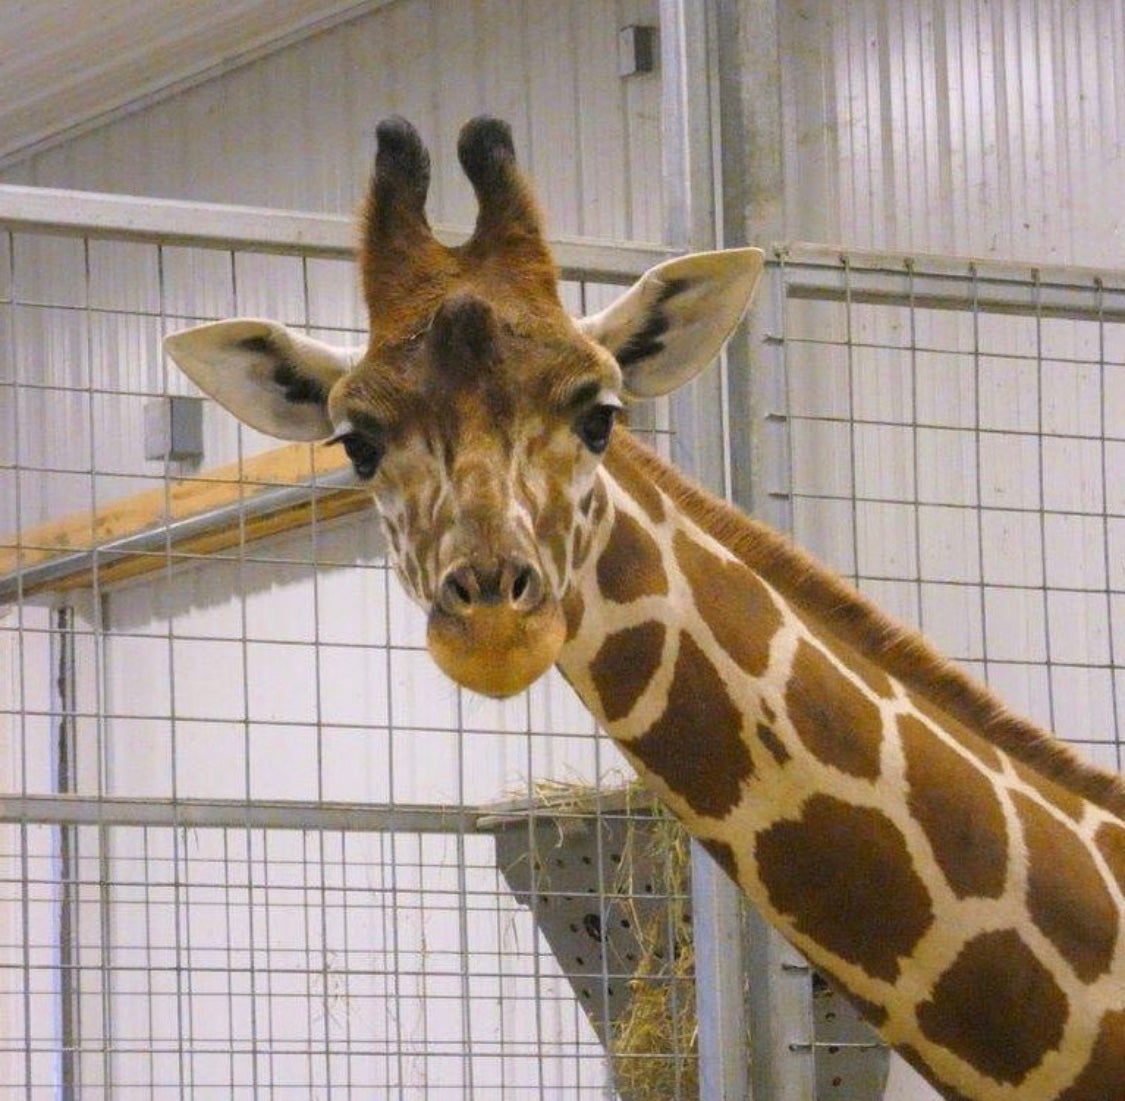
[426,599,566,697]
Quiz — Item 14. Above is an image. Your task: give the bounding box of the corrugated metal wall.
[753,6,1124,1097]
[779,0,1125,266]
[0,0,664,244]
[8,2,1121,283]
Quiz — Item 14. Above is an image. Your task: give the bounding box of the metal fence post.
[660,3,754,1098]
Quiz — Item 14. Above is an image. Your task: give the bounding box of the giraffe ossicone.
[166,116,1125,1100]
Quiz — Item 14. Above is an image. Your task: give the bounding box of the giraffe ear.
[578,248,764,399]
[164,320,361,441]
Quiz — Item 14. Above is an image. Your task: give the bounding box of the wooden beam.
[0,443,374,598]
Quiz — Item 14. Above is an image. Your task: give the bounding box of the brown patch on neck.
[1010,756,1088,823]
[595,508,668,603]
[589,621,666,723]
[1054,1009,1125,1101]
[1014,791,1118,983]
[626,632,753,819]
[754,794,934,982]
[785,640,883,781]
[899,714,1008,900]
[916,929,1068,1086]
[790,603,894,699]
[605,428,1125,821]
[1094,821,1125,895]
[908,691,1003,772]
[672,530,782,677]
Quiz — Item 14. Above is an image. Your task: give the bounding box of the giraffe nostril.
[437,560,544,615]
[437,565,477,615]
[511,566,531,603]
[506,561,544,611]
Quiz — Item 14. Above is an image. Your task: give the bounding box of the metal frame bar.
[0,183,677,284]
[709,9,822,1093]
[660,4,754,1099]
[50,607,78,1101]
[742,255,819,1101]
[5,187,1118,322]
[0,790,652,833]
[778,242,1125,321]
[0,794,477,833]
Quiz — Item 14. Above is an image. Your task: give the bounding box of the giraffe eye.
[576,404,619,454]
[330,431,384,480]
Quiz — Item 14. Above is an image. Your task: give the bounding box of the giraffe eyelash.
[326,426,385,479]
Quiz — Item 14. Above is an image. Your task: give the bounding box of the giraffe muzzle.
[428,558,566,697]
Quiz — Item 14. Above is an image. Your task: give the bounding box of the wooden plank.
[45,491,374,594]
[0,442,374,597]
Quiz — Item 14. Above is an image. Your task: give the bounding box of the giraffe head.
[165,117,762,697]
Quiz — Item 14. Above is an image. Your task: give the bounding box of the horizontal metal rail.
[0,793,478,833]
[0,790,649,832]
[0,183,679,283]
[779,242,1125,323]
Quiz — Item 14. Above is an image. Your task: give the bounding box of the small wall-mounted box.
[618,25,657,77]
[143,396,204,462]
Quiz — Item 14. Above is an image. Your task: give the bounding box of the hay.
[498,778,702,1099]
[608,791,698,1100]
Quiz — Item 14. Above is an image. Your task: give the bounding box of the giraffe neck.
[557,429,1125,1101]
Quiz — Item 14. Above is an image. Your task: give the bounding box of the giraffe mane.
[609,428,1125,820]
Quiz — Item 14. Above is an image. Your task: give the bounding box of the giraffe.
[164,116,1125,1100]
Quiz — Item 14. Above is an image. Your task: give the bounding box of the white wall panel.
[780,0,1125,266]
[0,1,383,161]
[1,0,663,244]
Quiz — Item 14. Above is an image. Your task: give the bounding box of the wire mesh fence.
[764,248,1125,781]
[0,197,695,1099]
[1,814,679,1097]
[2,197,1124,1100]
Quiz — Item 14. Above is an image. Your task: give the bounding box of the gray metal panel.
[487,807,684,1093]
[810,978,890,1098]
